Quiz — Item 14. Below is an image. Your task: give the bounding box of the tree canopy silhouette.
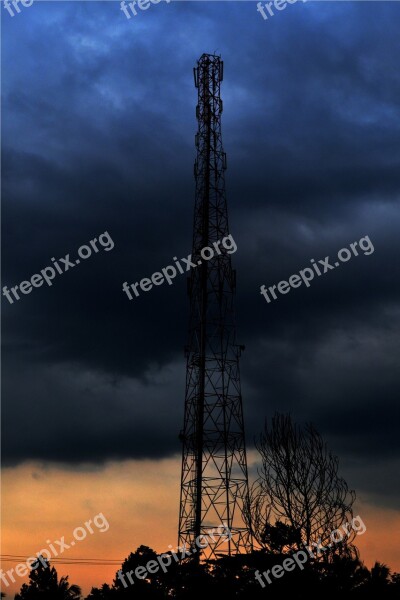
[14,556,81,600]
[85,550,400,600]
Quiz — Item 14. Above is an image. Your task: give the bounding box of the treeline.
[11,549,400,600]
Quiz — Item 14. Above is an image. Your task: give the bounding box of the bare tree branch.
[246,413,356,554]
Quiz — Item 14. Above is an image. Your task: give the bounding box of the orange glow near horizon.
[2,460,399,598]
[1,459,181,598]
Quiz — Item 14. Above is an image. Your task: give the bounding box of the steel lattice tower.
[178,54,252,560]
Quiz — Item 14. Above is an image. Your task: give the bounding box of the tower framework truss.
[178,53,252,560]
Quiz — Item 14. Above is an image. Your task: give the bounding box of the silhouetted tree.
[260,520,302,552]
[248,414,356,551]
[113,545,168,597]
[86,584,113,599]
[358,561,392,594]
[390,572,400,587]
[88,545,186,599]
[83,542,400,600]
[15,556,81,600]
[370,562,391,584]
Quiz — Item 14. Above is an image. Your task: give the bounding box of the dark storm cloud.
[2,2,400,508]
[2,359,184,466]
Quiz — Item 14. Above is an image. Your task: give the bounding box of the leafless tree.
[247,413,356,553]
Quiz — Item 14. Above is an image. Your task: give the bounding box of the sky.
[2,0,400,597]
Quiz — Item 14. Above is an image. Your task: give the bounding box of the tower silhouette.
[178,54,252,560]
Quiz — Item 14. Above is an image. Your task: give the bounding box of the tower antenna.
[178,53,252,560]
